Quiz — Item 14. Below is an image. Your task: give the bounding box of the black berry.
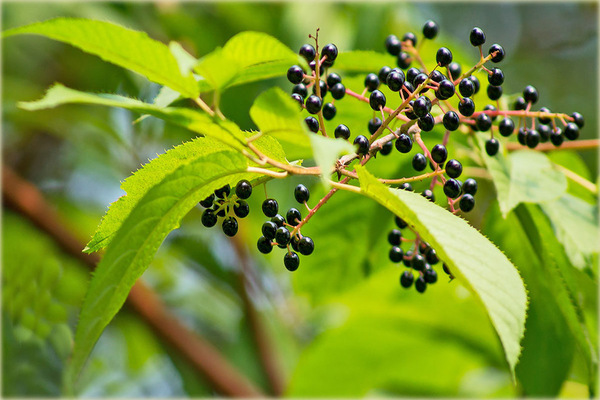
[415,276,427,293]
[550,128,564,146]
[305,116,319,133]
[234,200,249,218]
[215,184,231,199]
[395,216,408,229]
[287,65,304,84]
[443,178,462,199]
[257,236,273,254]
[538,107,551,125]
[369,90,386,111]
[459,194,475,212]
[201,208,218,227]
[411,254,426,271]
[487,85,502,101]
[424,267,438,284]
[498,118,515,137]
[485,138,500,156]
[517,128,527,145]
[305,95,322,114]
[322,102,336,120]
[425,248,439,265]
[413,96,431,118]
[385,35,402,56]
[292,83,308,99]
[380,140,393,156]
[445,159,463,178]
[294,184,310,203]
[400,270,414,288]
[468,75,480,94]
[388,229,402,246]
[321,43,338,62]
[298,236,314,256]
[354,135,370,156]
[386,70,405,92]
[327,72,341,87]
[284,252,300,271]
[412,153,427,171]
[402,32,417,46]
[475,113,492,131]
[422,20,439,39]
[330,83,346,100]
[286,208,302,226]
[436,47,453,67]
[431,144,448,164]
[436,79,455,100]
[462,178,478,195]
[235,180,252,199]
[458,98,475,117]
[523,85,538,104]
[488,44,505,63]
[418,113,435,132]
[564,123,579,140]
[488,68,504,86]
[200,193,215,208]
[262,221,277,240]
[513,97,526,110]
[299,44,316,62]
[571,112,584,128]
[378,66,392,82]
[397,52,412,69]
[222,217,238,237]
[335,124,351,140]
[443,111,460,131]
[364,73,380,91]
[469,27,486,46]
[526,129,540,148]
[459,78,475,97]
[291,93,304,107]
[538,125,551,142]
[368,118,382,134]
[275,226,291,245]
[271,214,285,227]
[262,198,278,217]
[448,62,462,80]
[390,246,404,263]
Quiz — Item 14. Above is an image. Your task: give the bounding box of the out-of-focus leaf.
[309,134,354,189]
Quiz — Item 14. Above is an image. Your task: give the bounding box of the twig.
[506,139,599,152]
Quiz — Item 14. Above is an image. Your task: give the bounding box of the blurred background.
[2,2,597,397]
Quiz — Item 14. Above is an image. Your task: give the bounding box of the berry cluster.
[256,184,315,271]
[200,180,252,237]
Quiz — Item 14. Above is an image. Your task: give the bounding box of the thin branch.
[506,139,600,152]
[1,165,263,398]
[554,164,598,194]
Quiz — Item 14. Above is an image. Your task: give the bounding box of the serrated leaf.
[66,150,263,388]
[3,18,199,98]
[355,166,527,376]
[309,135,354,189]
[333,50,396,73]
[19,84,246,151]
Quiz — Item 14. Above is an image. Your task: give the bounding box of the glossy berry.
[305,116,319,133]
[488,68,504,86]
[443,178,462,199]
[436,47,453,67]
[517,128,527,145]
[499,118,514,137]
[406,67,420,84]
[538,125,551,142]
[286,208,302,226]
[271,214,285,228]
[550,128,564,146]
[330,83,346,100]
[380,140,393,156]
[483,105,497,121]
[564,123,579,140]
[476,113,492,132]
[262,198,278,217]
[257,236,273,254]
[470,27,486,46]
[462,178,478,195]
[418,113,435,132]
[201,209,218,227]
[284,252,300,271]
[215,184,231,198]
[405,100,417,120]
[403,81,415,95]
[378,66,392,82]
[424,268,438,284]
[335,124,351,140]
[312,80,328,97]
[287,65,304,84]
[387,70,405,91]
[445,159,463,178]
[327,72,341,87]
[309,60,324,76]
[411,254,426,271]
[294,184,310,203]
[413,73,428,92]
[305,95,322,114]
[402,32,417,46]
[388,229,402,246]
[395,216,408,229]
[459,194,475,212]
[275,226,291,245]
[436,80,455,100]
[354,135,370,156]
[402,251,413,267]
[369,90,386,110]
[385,35,402,56]
[431,144,448,164]
[458,98,475,117]
[290,235,300,252]
[389,246,404,263]
[571,112,585,128]
[443,111,460,131]
[368,118,382,134]
[298,236,314,256]
[487,85,502,101]
[412,96,431,118]
[400,271,414,288]
[523,85,538,104]
[468,75,480,94]
[299,44,316,62]
[526,129,540,148]
[448,62,462,80]
[513,97,527,110]
[364,73,380,91]
[485,138,500,156]
[291,93,304,107]
[422,20,438,39]
[397,52,412,69]
[262,221,277,240]
[488,44,505,63]
[234,201,249,218]
[425,248,439,265]
[322,103,336,120]
[222,217,238,237]
[393,134,411,154]
[200,193,215,208]
[459,78,475,97]
[400,182,413,191]
[235,180,252,199]
[430,70,445,83]
[412,153,427,171]
[321,43,338,62]
[537,107,551,124]
[293,84,308,100]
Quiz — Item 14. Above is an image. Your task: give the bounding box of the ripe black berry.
[411,254,426,271]
[200,193,215,208]
[488,44,505,63]
[537,107,551,124]
[235,180,252,199]
[400,270,414,288]
[201,208,218,227]
[470,27,486,46]
[291,93,304,107]
[413,73,428,92]
[448,62,462,80]
[517,128,527,145]
[526,129,540,148]
[378,66,392,82]
[389,246,404,263]
[498,118,514,137]
[380,140,393,156]
[436,79,455,100]
[487,85,502,101]
[513,97,526,110]
[523,85,538,104]
[262,198,278,217]
[286,208,302,226]
[476,113,492,131]
[459,194,475,212]
[459,78,475,97]
[215,184,231,199]
[414,276,427,292]
[458,98,475,117]
[262,221,277,240]
[571,112,584,128]
[395,216,408,229]
[287,65,304,84]
[425,248,439,265]
[436,47,453,67]
[290,235,300,252]
[299,44,316,62]
[275,226,291,245]
[294,184,310,203]
[564,123,579,140]
[354,135,370,156]
[364,73,380,91]
[257,236,273,254]
[284,252,300,271]
[369,90,386,110]
[483,105,498,121]
[406,67,420,84]
[385,35,402,56]
[424,267,438,284]
[321,43,338,62]
[402,32,417,46]
[271,214,285,227]
[468,75,480,94]
[444,178,461,199]
[422,20,439,39]
[397,52,412,69]
[327,72,341,87]
[412,153,427,171]
[330,83,346,100]
[309,60,324,76]
[335,124,351,140]
[322,102,336,120]
[538,125,551,142]
[445,159,463,178]
[388,229,402,246]
[443,111,460,131]
[418,113,435,132]
[403,81,415,95]
[485,138,500,156]
[222,217,238,237]
[403,250,413,267]
[298,236,314,256]
[234,200,249,218]
[488,68,504,86]
[430,70,445,83]
[412,96,430,117]
[462,178,478,195]
[386,70,405,92]
[305,116,319,133]
[431,144,448,164]
[368,118,382,134]
[305,95,322,114]
[293,84,308,99]
[550,128,564,146]
[312,80,328,98]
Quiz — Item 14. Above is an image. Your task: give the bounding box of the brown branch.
[506,139,600,152]
[1,164,264,398]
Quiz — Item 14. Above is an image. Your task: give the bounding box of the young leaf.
[309,135,354,189]
[3,18,199,98]
[66,150,264,387]
[355,165,527,376]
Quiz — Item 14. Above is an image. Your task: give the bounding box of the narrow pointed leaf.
[309,135,354,189]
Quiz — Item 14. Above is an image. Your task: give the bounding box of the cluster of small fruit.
[388,215,454,293]
[256,184,315,271]
[199,180,252,237]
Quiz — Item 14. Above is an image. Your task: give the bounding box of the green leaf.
[309,135,355,189]
[333,50,396,73]
[355,166,527,376]
[19,84,246,151]
[3,18,199,98]
[66,149,263,388]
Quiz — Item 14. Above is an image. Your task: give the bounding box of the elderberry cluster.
[199,180,252,237]
[256,184,315,272]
